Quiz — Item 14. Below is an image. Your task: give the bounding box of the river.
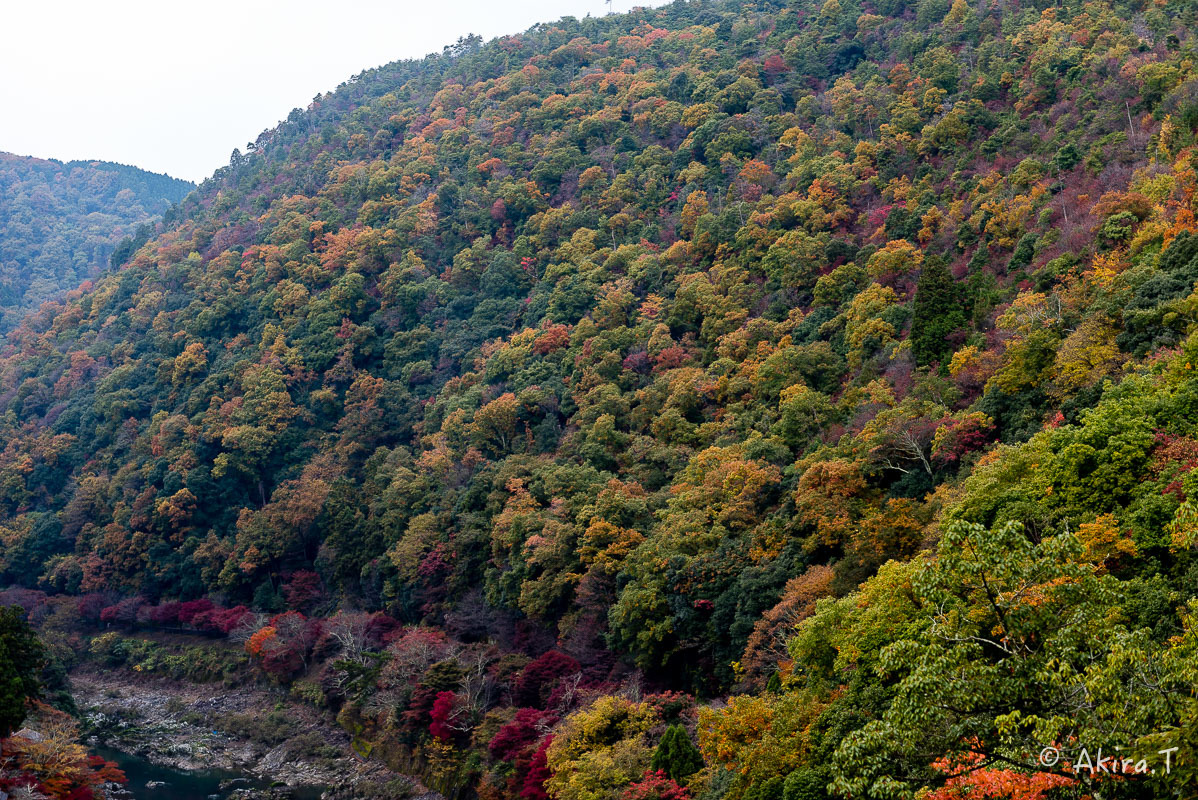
[92,745,327,800]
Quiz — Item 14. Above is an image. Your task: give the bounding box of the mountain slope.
[0,153,193,329]
[3,0,1198,796]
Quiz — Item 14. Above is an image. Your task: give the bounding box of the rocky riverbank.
[71,667,429,800]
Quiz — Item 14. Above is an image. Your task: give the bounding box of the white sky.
[1,0,662,184]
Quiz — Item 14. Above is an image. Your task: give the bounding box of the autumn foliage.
[3,0,1198,798]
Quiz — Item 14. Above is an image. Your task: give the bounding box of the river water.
[92,745,326,800]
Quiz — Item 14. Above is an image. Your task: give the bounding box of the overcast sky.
[1,0,664,184]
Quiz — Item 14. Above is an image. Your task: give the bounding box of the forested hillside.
[3,0,1198,797]
[0,153,192,330]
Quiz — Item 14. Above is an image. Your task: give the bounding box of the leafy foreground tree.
[2,701,128,799]
[697,513,1198,799]
[830,519,1167,797]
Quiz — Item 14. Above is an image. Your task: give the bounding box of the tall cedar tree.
[0,606,45,736]
[911,256,967,367]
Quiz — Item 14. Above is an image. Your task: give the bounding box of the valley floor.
[71,666,429,800]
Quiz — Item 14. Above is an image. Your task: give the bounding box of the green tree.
[651,724,704,783]
[0,606,45,737]
[830,519,1155,798]
[910,256,967,366]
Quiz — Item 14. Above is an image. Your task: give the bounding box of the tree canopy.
[2,0,1198,796]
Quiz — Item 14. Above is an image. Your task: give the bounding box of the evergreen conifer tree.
[650,724,703,782]
[911,255,967,366]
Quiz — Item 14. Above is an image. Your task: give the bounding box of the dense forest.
[3,0,1198,797]
[0,153,193,331]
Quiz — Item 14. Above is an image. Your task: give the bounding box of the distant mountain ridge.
[0,152,193,330]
